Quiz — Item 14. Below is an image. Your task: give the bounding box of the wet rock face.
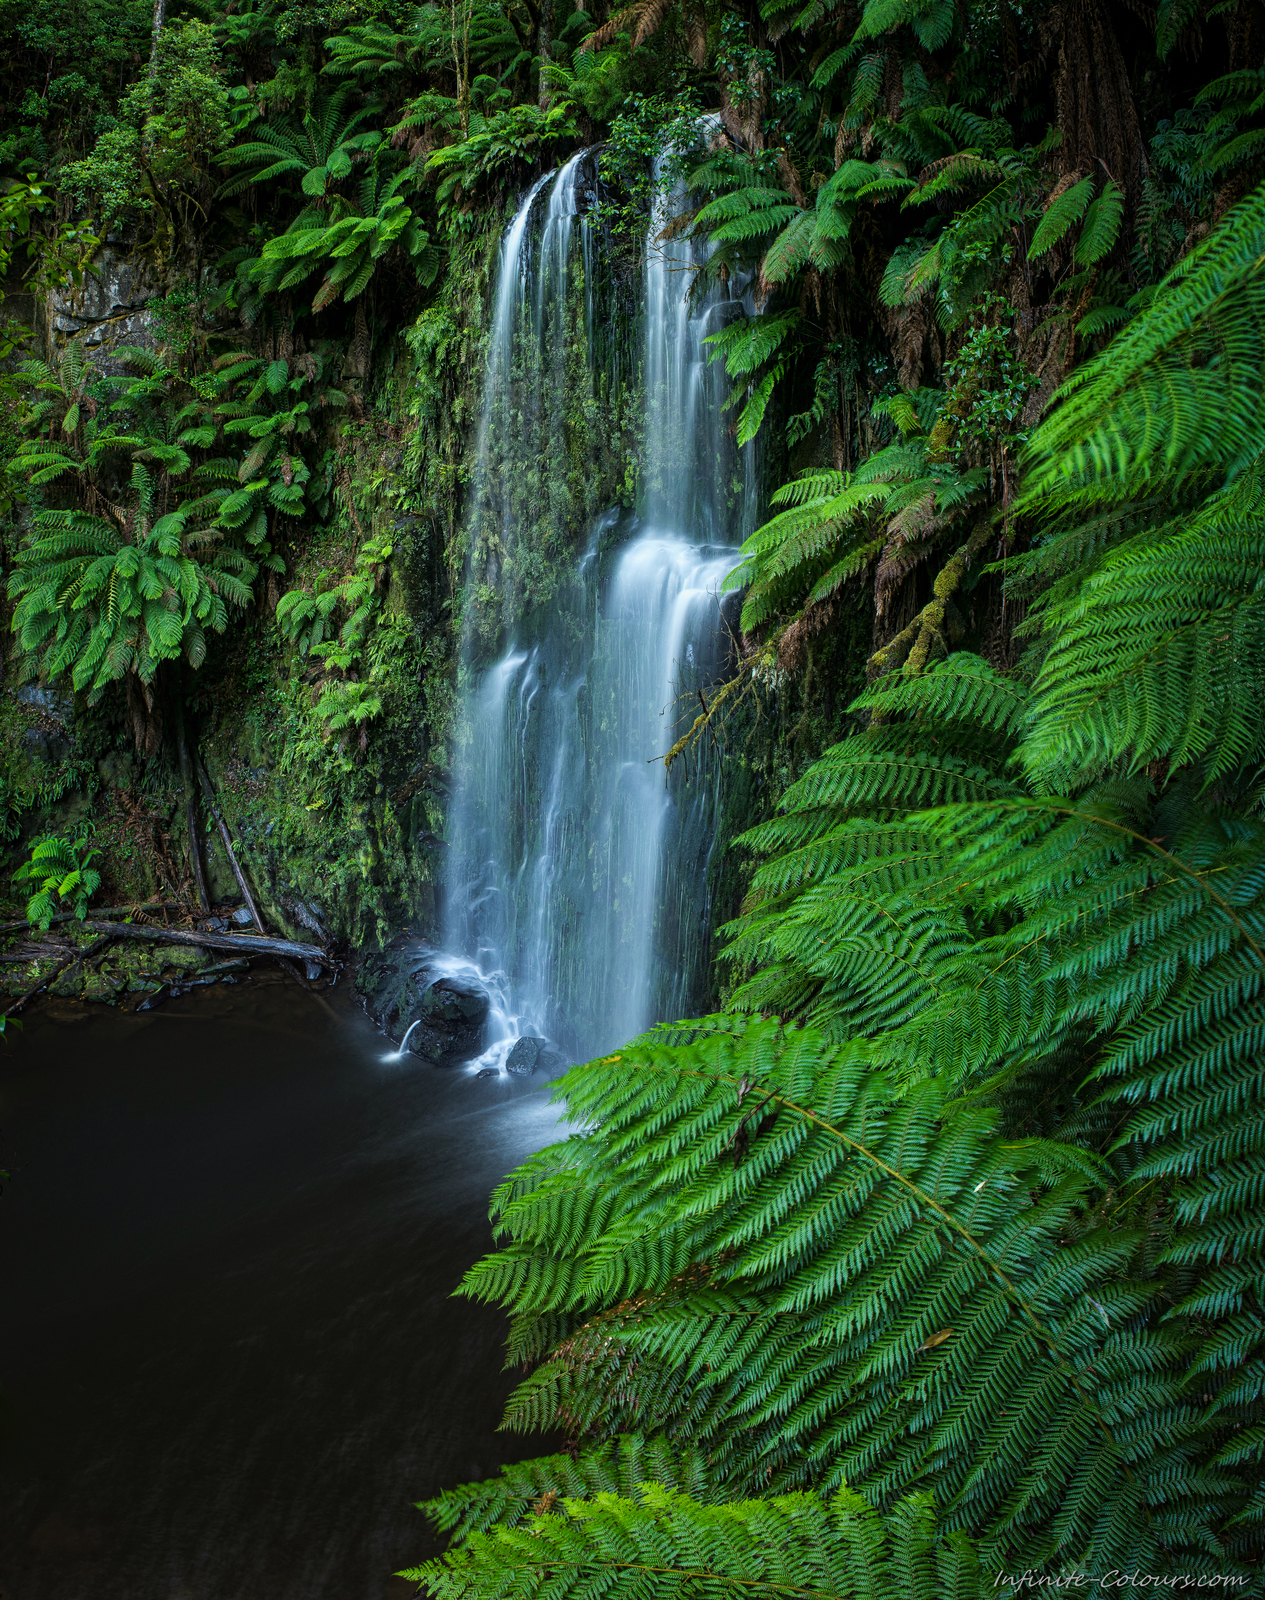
[17,684,74,764]
[45,244,157,369]
[421,976,489,1033]
[356,944,490,1066]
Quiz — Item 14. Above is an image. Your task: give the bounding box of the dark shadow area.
[0,974,563,1600]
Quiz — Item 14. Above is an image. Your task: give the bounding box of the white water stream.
[441,151,756,1065]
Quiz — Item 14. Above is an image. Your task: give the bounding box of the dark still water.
[0,975,566,1600]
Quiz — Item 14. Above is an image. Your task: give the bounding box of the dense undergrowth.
[1,0,1263,1587]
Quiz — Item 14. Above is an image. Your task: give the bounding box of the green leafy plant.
[216,90,384,201]
[425,100,580,221]
[253,154,438,311]
[61,19,231,255]
[409,1483,982,1600]
[6,345,287,752]
[723,390,986,637]
[14,823,102,928]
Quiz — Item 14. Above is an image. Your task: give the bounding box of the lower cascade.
[432,153,756,1067]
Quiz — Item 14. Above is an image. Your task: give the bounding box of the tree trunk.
[538,0,554,109]
[175,707,210,912]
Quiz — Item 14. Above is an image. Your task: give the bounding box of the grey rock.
[505,1036,541,1076]
[17,683,73,763]
[22,725,72,763]
[421,977,488,1030]
[282,892,329,943]
[17,684,72,717]
[46,245,156,369]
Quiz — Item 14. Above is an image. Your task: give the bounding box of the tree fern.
[1026,177,1094,260]
[451,1010,1260,1573]
[1019,465,1265,788]
[409,82,1265,1600]
[1019,180,1265,515]
[409,1483,982,1600]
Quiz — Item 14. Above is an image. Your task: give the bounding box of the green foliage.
[412,185,1265,1595]
[2,342,316,734]
[277,529,392,661]
[4,1,1265,1586]
[1196,67,1265,182]
[14,823,102,928]
[0,0,151,170]
[255,154,438,310]
[276,529,395,734]
[1026,176,1093,260]
[422,1435,719,1544]
[425,101,580,221]
[410,1483,982,1600]
[1020,182,1265,517]
[0,174,54,276]
[217,90,383,200]
[1074,182,1124,266]
[8,477,258,696]
[61,20,231,246]
[324,4,523,89]
[725,406,985,634]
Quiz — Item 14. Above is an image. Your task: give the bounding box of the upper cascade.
[643,155,761,542]
[461,148,617,626]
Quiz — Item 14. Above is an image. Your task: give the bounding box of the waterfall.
[643,166,760,539]
[441,151,755,1066]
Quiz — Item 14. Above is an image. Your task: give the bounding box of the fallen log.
[83,922,329,965]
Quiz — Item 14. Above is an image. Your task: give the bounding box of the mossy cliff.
[0,165,685,1000]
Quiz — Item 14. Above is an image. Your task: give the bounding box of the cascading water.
[441,151,757,1066]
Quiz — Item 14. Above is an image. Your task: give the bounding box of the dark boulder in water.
[413,977,489,1064]
[356,943,490,1065]
[505,1036,541,1075]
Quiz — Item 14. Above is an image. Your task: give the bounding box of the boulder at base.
[505,1036,541,1076]
[356,943,490,1065]
[415,978,489,1064]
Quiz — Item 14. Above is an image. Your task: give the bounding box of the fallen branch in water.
[0,919,330,1018]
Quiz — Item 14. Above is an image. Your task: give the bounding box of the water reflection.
[0,976,566,1599]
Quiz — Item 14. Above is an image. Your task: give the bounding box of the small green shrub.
[13,823,103,929]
